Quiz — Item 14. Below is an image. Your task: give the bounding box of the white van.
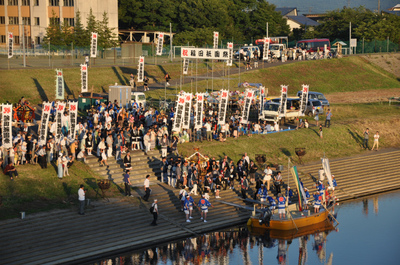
[131,92,146,108]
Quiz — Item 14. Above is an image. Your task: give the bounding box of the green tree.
[86,8,99,39]
[42,11,63,48]
[73,11,87,47]
[97,12,119,49]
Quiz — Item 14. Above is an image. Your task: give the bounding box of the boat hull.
[247,208,331,231]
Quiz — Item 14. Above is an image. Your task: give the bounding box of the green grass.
[0,161,128,220]
[1,56,399,104]
[179,102,400,166]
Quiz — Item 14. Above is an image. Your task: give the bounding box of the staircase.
[85,149,163,187]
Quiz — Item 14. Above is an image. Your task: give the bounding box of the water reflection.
[90,192,400,265]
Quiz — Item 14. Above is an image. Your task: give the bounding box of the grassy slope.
[1,56,399,104]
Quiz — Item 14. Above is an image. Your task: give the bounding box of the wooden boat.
[247,202,335,231]
[249,219,336,240]
[247,164,338,231]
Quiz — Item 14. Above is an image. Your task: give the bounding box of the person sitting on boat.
[313,192,322,213]
[277,193,286,219]
[285,186,294,204]
[257,184,268,209]
[267,196,276,214]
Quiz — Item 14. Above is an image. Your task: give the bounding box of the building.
[276,7,320,32]
[0,0,118,47]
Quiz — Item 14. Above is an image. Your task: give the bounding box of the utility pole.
[22,21,26,67]
[170,23,173,62]
[266,22,268,38]
[349,22,352,55]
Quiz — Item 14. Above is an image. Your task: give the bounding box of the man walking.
[363,128,370,150]
[78,184,86,215]
[150,199,158,226]
[325,109,332,128]
[239,175,250,199]
[143,174,151,201]
[124,170,132,197]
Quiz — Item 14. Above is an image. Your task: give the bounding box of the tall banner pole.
[218,90,229,125]
[38,102,52,146]
[55,69,65,100]
[1,104,13,149]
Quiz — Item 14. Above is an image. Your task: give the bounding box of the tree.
[97,12,119,49]
[73,11,87,47]
[86,8,99,40]
[42,11,64,48]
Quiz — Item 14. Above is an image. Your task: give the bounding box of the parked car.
[297,91,330,108]
[306,99,324,116]
[234,45,260,60]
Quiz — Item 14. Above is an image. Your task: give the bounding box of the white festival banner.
[241,89,254,124]
[8,32,13,59]
[183,58,189,75]
[137,56,144,82]
[213,32,219,49]
[90,32,98,58]
[38,102,52,146]
[259,86,265,114]
[172,95,185,132]
[194,93,205,129]
[299,85,309,115]
[68,102,78,140]
[263,38,270,60]
[55,102,66,143]
[278,85,288,115]
[81,64,88,93]
[218,90,229,125]
[182,93,192,129]
[227,42,233,66]
[55,69,64,100]
[156,33,164,56]
[181,47,230,60]
[1,104,13,148]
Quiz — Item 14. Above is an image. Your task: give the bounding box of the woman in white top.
[371,131,380,151]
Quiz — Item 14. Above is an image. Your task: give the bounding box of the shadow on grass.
[280,148,292,158]
[62,182,72,197]
[112,66,126,85]
[310,128,320,137]
[84,178,102,199]
[347,128,363,147]
[64,82,75,100]
[32,78,49,102]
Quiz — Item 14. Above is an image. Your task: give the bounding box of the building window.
[22,0,30,5]
[63,17,74,26]
[22,17,31,25]
[14,36,20,44]
[35,36,41,45]
[50,17,60,25]
[34,0,39,5]
[63,0,73,6]
[34,17,40,25]
[8,0,18,5]
[9,17,19,25]
[48,0,59,6]
[0,17,5,24]
[1,35,6,43]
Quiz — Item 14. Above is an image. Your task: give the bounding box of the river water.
[88,191,400,265]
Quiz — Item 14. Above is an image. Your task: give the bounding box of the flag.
[182,93,192,129]
[156,33,164,56]
[299,85,309,115]
[137,56,144,82]
[90,32,98,58]
[81,64,88,93]
[218,90,229,125]
[241,89,254,124]
[68,102,78,140]
[172,95,185,132]
[55,69,64,100]
[183,58,189,75]
[1,104,13,148]
[55,102,66,143]
[263,38,270,60]
[194,93,205,129]
[213,32,219,49]
[8,32,13,59]
[227,42,233,66]
[38,102,52,146]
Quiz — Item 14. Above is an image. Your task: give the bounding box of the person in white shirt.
[143,175,151,201]
[143,131,151,154]
[78,184,86,215]
[205,122,212,141]
[371,131,380,151]
[150,199,158,226]
[100,149,108,167]
[263,165,273,190]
